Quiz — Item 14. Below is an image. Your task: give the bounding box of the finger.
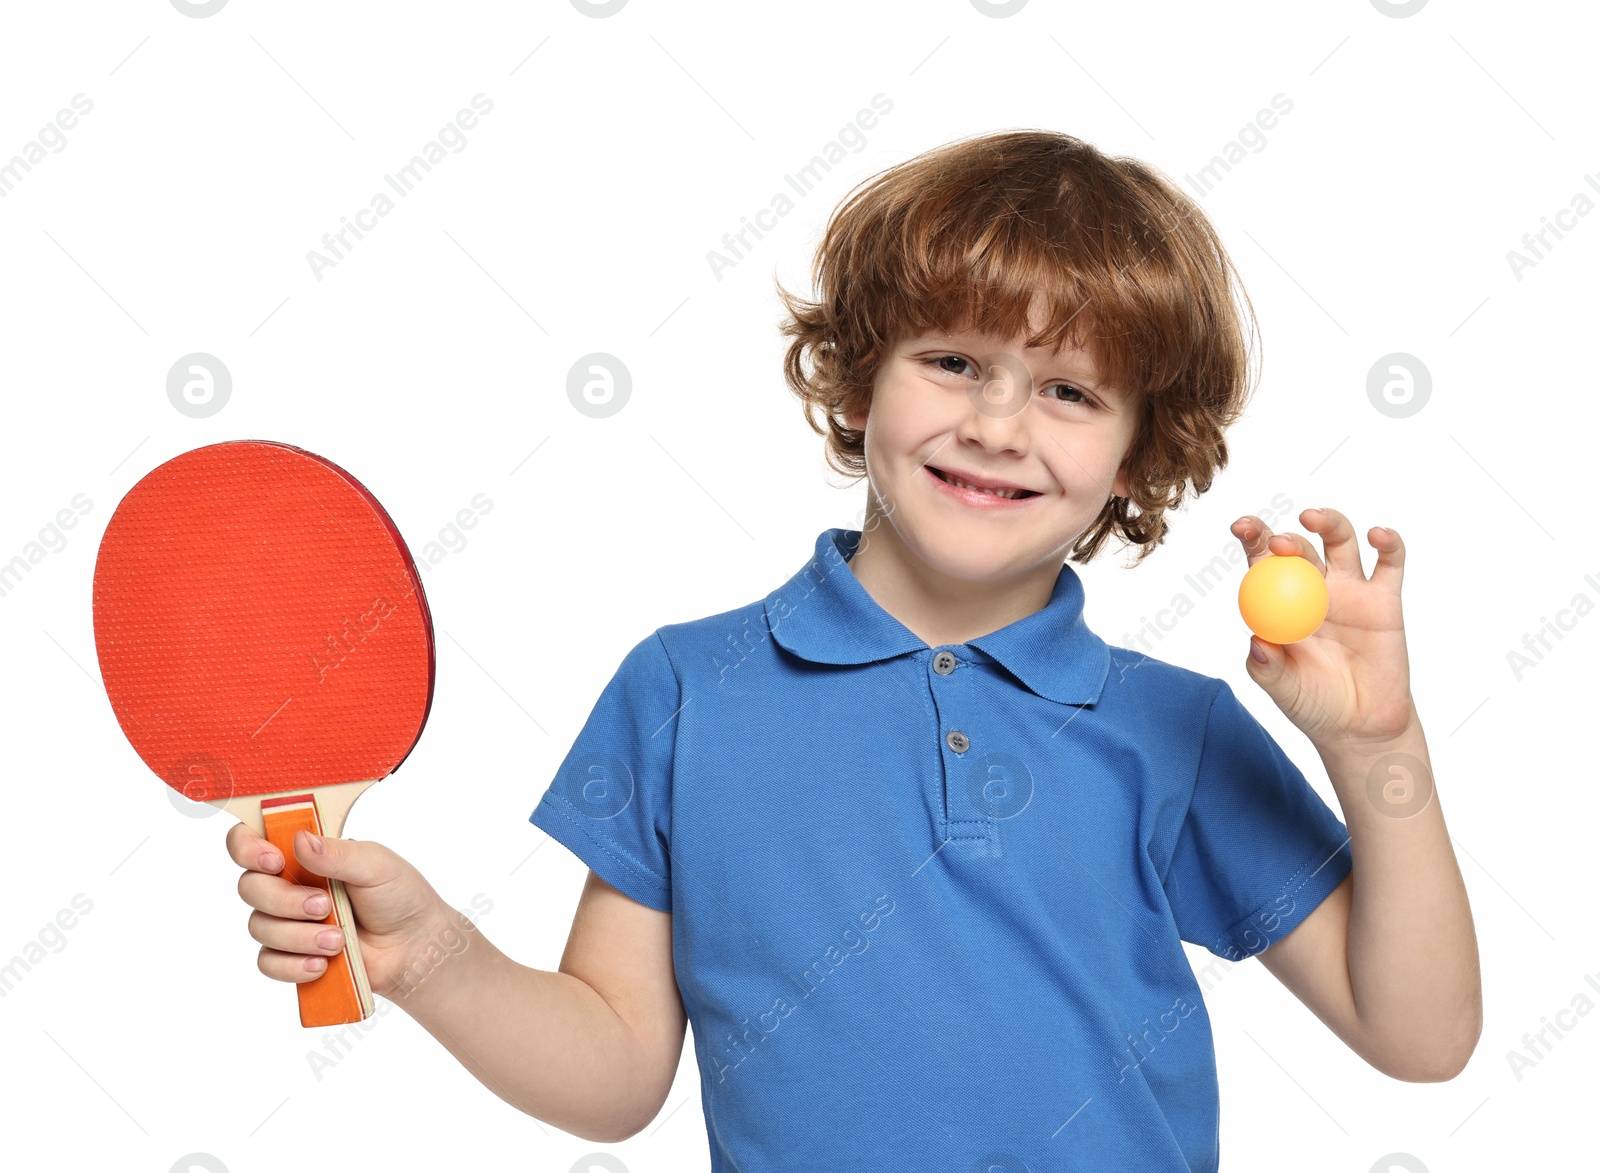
[248,909,347,958]
[238,869,333,920]
[258,945,333,984]
[1229,515,1278,568]
[1303,507,1363,578]
[291,829,396,888]
[1263,529,1326,576]
[226,820,285,874]
[1367,524,1406,593]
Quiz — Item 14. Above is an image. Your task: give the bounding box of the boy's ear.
[844,404,867,431]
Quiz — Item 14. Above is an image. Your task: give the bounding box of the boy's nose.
[957,363,1033,452]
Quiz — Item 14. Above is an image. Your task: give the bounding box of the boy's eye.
[920,355,1097,409]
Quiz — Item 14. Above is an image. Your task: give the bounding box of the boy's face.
[844,313,1137,584]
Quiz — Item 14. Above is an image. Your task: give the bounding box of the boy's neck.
[844,520,1063,649]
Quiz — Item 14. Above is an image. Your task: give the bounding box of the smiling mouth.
[928,467,1041,499]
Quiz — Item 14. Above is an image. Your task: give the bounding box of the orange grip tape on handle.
[261,795,374,1027]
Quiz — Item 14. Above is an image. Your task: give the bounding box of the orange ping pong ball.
[1238,554,1328,644]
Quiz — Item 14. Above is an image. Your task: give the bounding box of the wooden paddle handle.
[261,795,375,1027]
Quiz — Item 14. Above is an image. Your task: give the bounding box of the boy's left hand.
[1230,507,1420,756]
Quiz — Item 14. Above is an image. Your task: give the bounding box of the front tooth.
[953,477,1015,498]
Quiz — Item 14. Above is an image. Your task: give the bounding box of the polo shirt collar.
[763,527,1110,706]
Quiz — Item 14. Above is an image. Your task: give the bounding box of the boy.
[229,130,1481,1170]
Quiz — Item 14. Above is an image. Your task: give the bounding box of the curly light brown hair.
[774,129,1260,565]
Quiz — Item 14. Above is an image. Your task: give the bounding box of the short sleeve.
[1163,681,1353,961]
[528,631,677,913]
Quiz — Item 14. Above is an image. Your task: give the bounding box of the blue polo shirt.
[529,526,1353,1171]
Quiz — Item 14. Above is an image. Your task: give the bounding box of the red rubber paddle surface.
[93,441,434,803]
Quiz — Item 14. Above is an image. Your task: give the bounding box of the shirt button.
[933,650,957,675]
[946,729,969,753]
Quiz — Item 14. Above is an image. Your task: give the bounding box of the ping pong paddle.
[92,440,435,1028]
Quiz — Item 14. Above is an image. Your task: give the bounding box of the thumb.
[292,829,392,888]
[1245,635,1291,697]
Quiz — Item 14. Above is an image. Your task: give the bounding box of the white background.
[1,1,1594,1170]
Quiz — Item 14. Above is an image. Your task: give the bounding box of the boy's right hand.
[227,822,449,999]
